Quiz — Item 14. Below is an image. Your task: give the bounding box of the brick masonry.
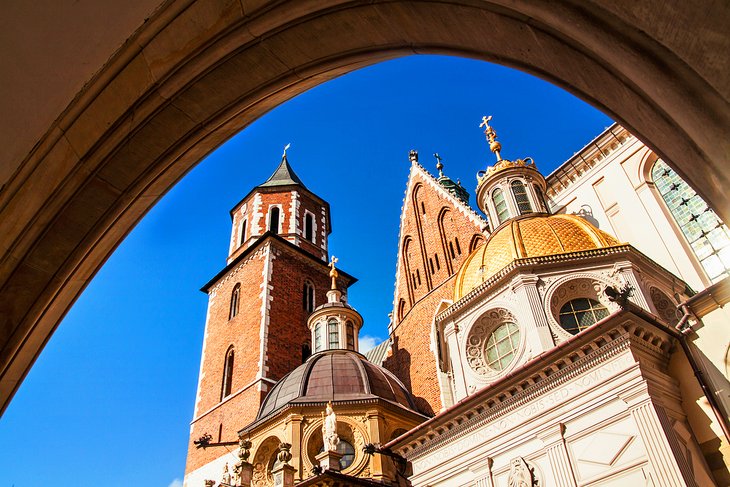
[385,162,486,415]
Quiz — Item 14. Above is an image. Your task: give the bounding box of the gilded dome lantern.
[475,115,550,228]
[307,256,364,353]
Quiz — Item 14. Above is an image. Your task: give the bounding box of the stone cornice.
[386,310,678,459]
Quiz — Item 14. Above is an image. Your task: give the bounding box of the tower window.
[421,202,426,215]
[239,220,247,246]
[416,269,421,285]
[314,323,323,352]
[268,206,280,233]
[558,298,609,334]
[534,184,548,213]
[435,254,440,270]
[454,237,461,255]
[449,241,456,259]
[429,258,435,274]
[328,318,339,349]
[652,158,730,282]
[303,281,315,313]
[397,299,406,322]
[229,284,240,320]
[304,213,314,242]
[492,188,511,224]
[221,347,235,400]
[346,321,355,350]
[511,180,533,215]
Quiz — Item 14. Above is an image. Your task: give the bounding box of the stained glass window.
[559,298,609,334]
[652,159,730,282]
[511,180,533,214]
[484,322,520,371]
[492,188,511,224]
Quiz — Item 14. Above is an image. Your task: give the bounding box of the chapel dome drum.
[454,214,621,301]
[256,349,419,420]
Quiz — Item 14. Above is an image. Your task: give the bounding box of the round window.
[558,298,609,334]
[465,309,521,376]
[484,322,520,371]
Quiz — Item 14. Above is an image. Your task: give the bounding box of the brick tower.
[384,151,487,415]
[184,149,355,479]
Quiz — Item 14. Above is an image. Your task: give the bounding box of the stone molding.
[394,318,675,460]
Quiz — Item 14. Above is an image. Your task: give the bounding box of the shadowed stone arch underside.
[0,0,728,414]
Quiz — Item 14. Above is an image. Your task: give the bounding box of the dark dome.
[256,349,420,421]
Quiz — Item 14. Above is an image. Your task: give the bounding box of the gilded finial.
[434,153,444,177]
[329,256,339,290]
[282,142,291,158]
[479,115,502,161]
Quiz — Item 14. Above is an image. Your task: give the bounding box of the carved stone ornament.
[277,443,292,464]
[507,457,537,487]
[465,308,519,377]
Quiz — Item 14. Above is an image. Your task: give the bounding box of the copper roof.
[255,349,419,420]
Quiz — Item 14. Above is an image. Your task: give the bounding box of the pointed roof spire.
[258,143,307,189]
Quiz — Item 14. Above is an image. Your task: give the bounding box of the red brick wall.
[386,166,485,415]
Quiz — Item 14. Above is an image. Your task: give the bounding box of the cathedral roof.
[453,214,621,301]
[253,349,420,423]
[257,154,307,189]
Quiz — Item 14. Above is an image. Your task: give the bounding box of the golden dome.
[453,214,621,301]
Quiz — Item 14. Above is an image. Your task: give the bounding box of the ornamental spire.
[479,115,502,162]
[329,255,339,290]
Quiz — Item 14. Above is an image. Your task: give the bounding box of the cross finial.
[479,115,502,161]
[434,153,444,177]
[329,256,339,290]
[282,143,291,158]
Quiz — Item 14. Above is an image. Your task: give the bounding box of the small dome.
[454,214,620,301]
[255,350,419,421]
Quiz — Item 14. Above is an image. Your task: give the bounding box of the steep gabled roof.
[257,154,307,189]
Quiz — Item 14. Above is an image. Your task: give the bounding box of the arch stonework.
[1,0,729,413]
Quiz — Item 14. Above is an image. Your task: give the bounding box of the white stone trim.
[289,190,299,243]
[251,193,263,236]
[257,244,274,384]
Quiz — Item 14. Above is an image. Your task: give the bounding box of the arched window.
[511,180,532,214]
[534,184,548,213]
[492,188,510,224]
[346,321,355,350]
[229,284,240,320]
[268,206,280,233]
[303,281,315,313]
[397,299,406,322]
[239,220,247,245]
[558,298,609,334]
[221,347,235,400]
[328,319,339,349]
[314,323,323,352]
[652,159,730,282]
[304,213,314,242]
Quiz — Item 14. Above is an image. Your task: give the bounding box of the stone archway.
[1,0,728,413]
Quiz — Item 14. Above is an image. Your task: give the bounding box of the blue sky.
[0,55,611,486]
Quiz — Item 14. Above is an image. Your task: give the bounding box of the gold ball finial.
[329,256,339,290]
[479,115,502,162]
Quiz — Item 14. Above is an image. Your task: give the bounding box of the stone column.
[629,400,697,487]
[286,414,304,481]
[511,273,554,352]
[444,321,467,399]
[538,423,577,487]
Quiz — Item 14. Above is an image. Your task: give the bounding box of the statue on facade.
[507,457,536,487]
[221,462,232,485]
[322,402,340,452]
[408,149,418,163]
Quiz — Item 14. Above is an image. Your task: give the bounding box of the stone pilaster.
[538,423,577,487]
[511,273,554,352]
